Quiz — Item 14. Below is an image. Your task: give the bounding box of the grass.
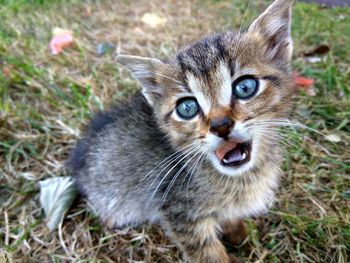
[0,0,349,262]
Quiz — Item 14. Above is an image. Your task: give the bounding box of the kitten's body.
[69,92,280,226]
[67,1,295,262]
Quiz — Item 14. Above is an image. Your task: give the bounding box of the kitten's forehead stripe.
[187,73,211,115]
[217,62,233,107]
[213,34,227,61]
[185,63,234,116]
[176,34,237,78]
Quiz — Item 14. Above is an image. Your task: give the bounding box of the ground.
[0,0,349,262]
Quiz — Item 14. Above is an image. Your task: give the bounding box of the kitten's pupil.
[242,85,248,93]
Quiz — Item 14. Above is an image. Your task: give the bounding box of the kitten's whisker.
[253,126,331,155]
[142,70,185,86]
[244,118,288,129]
[141,142,196,182]
[150,146,199,202]
[257,131,323,158]
[232,0,252,60]
[251,119,331,142]
[280,130,331,155]
[252,130,301,152]
[253,125,303,141]
[245,117,292,126]
[264,121,336,149]
[146,145,198,194]
[186,152,205,206]
[179,151,204,191]
[149,146,200,202]
[249,119,336,147]
[161,150,201,204]
[237,7,258,60]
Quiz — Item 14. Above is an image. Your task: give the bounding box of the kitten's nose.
[210,117,234,139]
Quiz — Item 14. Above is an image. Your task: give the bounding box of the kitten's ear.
[248,0,294,62]
[116,54,164,106]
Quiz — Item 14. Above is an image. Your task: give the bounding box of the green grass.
[0,0,349,262]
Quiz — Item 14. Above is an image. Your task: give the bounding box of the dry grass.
[0,0,349,262]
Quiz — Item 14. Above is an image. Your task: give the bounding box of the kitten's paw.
[221,219,248,246]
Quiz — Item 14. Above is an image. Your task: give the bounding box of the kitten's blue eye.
[176,98,199,120]
[233,76,259,99]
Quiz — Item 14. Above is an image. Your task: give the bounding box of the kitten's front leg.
[164,216,234,263]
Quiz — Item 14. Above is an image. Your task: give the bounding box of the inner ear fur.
[116,54,164,106]
[248,0,294,62]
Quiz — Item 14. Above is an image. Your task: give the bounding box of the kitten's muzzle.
[210,117,234,140]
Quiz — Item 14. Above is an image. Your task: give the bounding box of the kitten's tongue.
[215,141,238,161]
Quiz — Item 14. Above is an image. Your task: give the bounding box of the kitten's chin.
[208,140,258,177]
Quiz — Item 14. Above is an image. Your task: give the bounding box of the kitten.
[66,0,295,262]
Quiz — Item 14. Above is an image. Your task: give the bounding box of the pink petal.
[49,33,73,55]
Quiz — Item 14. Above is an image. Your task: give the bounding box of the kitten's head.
[117,0,295,177]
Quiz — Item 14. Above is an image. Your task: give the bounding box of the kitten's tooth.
[223,158,229,164]
[241,153,247,160]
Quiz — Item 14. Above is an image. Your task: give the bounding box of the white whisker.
[145,145,198,196]
[252,130,301,152]
[144,70,185,86]
[179,151,204,191]
[232,0,252,60]
[186,152,205,207]
[148,146,200,202]
[249,119,332,141]
[141,142,196,182]
[251,125,332,155]
[161,150,201,204]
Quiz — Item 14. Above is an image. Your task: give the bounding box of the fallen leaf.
[304,44,330,57]
[2,64,15,79]
[326,134,341,143]
[19,172,36,181]
[295,105,311,119]
[293,72,316,96]
[342,191,350,200]
[39,176,78,231]
[304,56,322,63]
[49,28,74,55]
[294,73,315,87]
[141,13,167,28]
[306,87,317,96]
[84,5,92,17]
[96,42,115,56]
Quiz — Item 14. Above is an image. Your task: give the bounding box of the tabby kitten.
[67,0,295,262]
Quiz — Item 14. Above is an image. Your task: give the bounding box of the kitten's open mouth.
[215,140,252,167]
